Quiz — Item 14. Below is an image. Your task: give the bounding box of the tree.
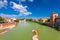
[46,19,50,22]
[0,16,3,22]
[14,19,19,22]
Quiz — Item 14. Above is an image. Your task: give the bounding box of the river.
[0,21,60,40]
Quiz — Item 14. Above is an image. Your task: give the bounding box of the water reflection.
[20,19,28,26]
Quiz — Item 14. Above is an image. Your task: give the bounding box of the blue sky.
[0,0,60,18]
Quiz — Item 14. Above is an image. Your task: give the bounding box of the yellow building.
[40,18,49,23]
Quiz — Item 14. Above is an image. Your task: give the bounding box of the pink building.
[55,17,60,26]
[50,12,58,26]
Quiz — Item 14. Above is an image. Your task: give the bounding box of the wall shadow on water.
[37,22,60,31]
[26,20,60,31]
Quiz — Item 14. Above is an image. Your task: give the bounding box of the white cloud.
[29,0,34,2]
[0,13,17,18]
[0,0,7,8]
[17,0,34,2]
[10,1,32,16]
[0,1,3,8]
[17,0,26,2]
[0,0,32,17]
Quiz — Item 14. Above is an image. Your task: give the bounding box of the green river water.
[0,21,60,40]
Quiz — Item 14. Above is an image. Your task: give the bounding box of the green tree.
[0,16,3,22]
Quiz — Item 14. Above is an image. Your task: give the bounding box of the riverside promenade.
[0,22,18,35]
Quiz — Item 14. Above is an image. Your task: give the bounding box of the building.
[32,18,39,22]
[50,12,58,26]
[3,18,17,23]
[55,17,60,26]
[4,18,12,23]
[11,18,16,21]
[40,18,49,23]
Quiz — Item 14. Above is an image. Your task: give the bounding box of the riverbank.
[0,22,19,35]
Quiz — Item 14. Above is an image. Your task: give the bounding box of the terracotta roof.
[0,22,15,27]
